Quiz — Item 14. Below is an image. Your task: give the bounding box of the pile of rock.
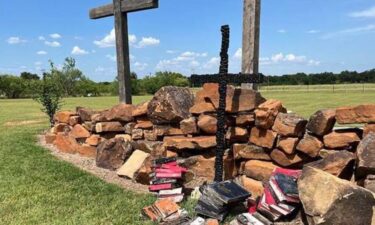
[45,84,375,197]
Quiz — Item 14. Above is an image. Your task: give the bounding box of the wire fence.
[258,83,375,93]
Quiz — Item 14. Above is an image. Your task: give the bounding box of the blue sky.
[1,0,375,81]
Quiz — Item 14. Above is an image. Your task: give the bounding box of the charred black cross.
[190,25,263,182]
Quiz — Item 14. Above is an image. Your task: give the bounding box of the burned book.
[195,203,227,221]
[209,180,251,204]
[150,178,178,185]
[152,157,178,167]
[274,173,299,198]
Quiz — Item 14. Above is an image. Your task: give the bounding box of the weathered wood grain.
[90,0,158,19]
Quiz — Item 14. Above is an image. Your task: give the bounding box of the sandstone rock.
[180,117,198,135]
[197,114,217,134]
[180,153,236,185]
[249,127,278,149]
[71,124,90,139]
[114,134,132,142]
[54,111,76,124]
[323,131,361,149]
[357,133,375,178]
[85,134,101,146]
[53,133,79,154]
[306,109,336,136]
[105,104,134,122]
[298,167,375,225]
[235,113,255,127]
[364,124,375,137]
[277,137,299,154]
[232,143,271,161]
[226,127,249,143]
[124,122,136,134]
[364,175,375,193]
[164,136,216,150]
[131,140,163,154]
[144,130,158,141]
[134,156,153,185]
[154,125,184,136]
[296,134,323,157]
[95,122,124,133]
[68,116,80,126]
[243,160,279,182]
[117,150,150,179]
[76,107,98,121]
[238,175,264,199]
[77,144,96,158]
[205,219,219,225]
[96,138,133,170]
[255,99,286,129]
[132,101,149,117]
[336,104,375,124]
[82,121,95,132]
[132,129,144,140]
[134,118,153,129]
[190,83,265,114]
[270,149,305,167]
[272,113,307,137]
[148,86,194,124]
[45,133,57,144]
[305,150,355,179]
[53,123,71,134]
[189,102,216,115]
[318,149,341,158]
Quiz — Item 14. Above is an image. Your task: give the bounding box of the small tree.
[34,69,64,127]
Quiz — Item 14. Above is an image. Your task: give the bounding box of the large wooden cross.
[241,0,261,90]
[90,0,159,104]
[190,25,263,182]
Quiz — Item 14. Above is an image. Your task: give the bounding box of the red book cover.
[149,183,173,191]
[155,168,174,173]
[156,172,182,178]
[161,164,188,173]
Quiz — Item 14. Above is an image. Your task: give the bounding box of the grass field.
[1,86,375,224]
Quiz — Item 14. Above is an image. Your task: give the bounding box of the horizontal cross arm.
[90,0,158,19]
[190,73,264,86]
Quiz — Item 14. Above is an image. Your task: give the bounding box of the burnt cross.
[90,0,159,104]
[190,25,263,182]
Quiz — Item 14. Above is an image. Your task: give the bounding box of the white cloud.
[38,36,45,41]
[71,46,89,55]
[260,52,320,66]
[45,41,61,47]
[106,54,116,62]
[134,62,148,71]
[278,29,287,33]
[307,30,320,34]
[203,57,220,69]
[50,33,62,39]
[137,37,160,48]
[321,24,375,39]
[349,6,375,18]
[7,37,26,44]
[166,50,176,54]
[233,48,242,60]
[94,28,137,48]
[37,50,47,55]
[34,61,42,66]
[308,60,321,66]
[190,60,200,67]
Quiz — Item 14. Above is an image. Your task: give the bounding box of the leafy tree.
[20,72,40,80]
[0,75,26,98]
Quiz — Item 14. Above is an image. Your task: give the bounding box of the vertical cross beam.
[113,0,132,104]
[214,25,230,182]
[241,0,261,90]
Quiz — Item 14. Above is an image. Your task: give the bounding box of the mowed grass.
[0,86,375,224]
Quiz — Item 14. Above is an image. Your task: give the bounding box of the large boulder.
[96,138,133,170]
[336,104,375,124]
[163,136,216,150]
[272,113,307,137]
[364,124,375,137]
[242,160,279,182]
[93,104,134,122]
[296,134,323,157]
[189,83,265,114]
[305,150,355,179]
[238,175,264,199]
[70,124,90,139]
[180,117,198,135]
[132,101,149,117]
[306,109,336,136]
[249,127,278,149]
[148,86,194,124]
[357,133,375,178]
[270,149,305,167]
[76,107,98,122]
[197,114,217,134]
[54,111,76,124]
[277,137,299,154]
[298,167,375,225]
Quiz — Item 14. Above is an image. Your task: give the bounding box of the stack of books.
[254,168,302,222]
[195,180,251,221]
[142,199,186,222]
[148,157,188,203]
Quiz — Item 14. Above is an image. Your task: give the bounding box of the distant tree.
[0,75,26,98]
[20,72,40,80]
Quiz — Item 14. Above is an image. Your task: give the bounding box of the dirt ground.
[38,135,149,194]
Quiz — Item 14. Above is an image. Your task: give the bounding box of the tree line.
[1,57,374,99]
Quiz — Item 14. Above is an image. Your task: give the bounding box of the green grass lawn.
[0,88,375,224]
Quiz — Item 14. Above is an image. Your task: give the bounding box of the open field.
[1,86,375,224]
